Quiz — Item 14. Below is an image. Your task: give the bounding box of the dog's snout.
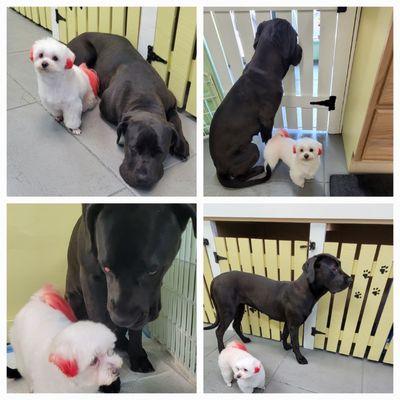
[42,61,49,69]
[304,153,309,159]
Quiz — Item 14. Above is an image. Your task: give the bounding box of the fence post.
[303,222,326,349]
[203,220,220,277]
[50,8,59,39]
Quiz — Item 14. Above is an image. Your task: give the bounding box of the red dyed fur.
[39,284,77,322]
[231,341,248,352]
[79,63,100,97]
[49,353,79,377]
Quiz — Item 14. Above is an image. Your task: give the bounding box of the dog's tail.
[7,367,22,380]
[217,165,272,189]
[204,281,220,330]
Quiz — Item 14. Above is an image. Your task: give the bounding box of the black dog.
[68,33,190,189]
[209,19,302,188]
[205,254,352,364]
[66,204,196,386]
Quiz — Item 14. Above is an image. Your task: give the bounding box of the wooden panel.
[185,60,196,116]
[168,7,196,107]
[362,109,393,161]
[38,7,47,28]
[125,7,141,48]
[234,10,255,65]
[203,247,215,323]
[255,10,271,26]
[98,7,111,33]
[31,7,39,24]
[66,7,77,42]
[353,245,392,358]
[383,339,393,364]
[378,61,392,106]
[278,241,291,281]
[326,243,357,352]
[314,242,339,349]
[285,107,298,129]
[25,7,32,20]
[87,7,99,32]
[76,7,88,35]
[111,7,126,36]
[45,7,52,30]
[339,245,377,355]
[274,106,284,128]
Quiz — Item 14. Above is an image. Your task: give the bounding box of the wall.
[7,204,81,330]
[342,7,392,166]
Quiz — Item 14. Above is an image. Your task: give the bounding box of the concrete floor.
[8,336,195,393]
[7,9,196,196]
[204,330,393,393]
[204,130,349,196]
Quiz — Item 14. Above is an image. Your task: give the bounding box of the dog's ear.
[302,255,321,283]
[170,204,196,237]
[65,47,76,69]
[291,44,303,66]
[292,144,296,154]
[82,204,104,257]
[317,143,323,156]
[268,19,300,63]
[253,21,268,49]
[254,364,261,373]
[49,353,79,378]
[29,45,34,62]
[116,117,130,146]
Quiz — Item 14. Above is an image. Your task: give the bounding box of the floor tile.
[7,76,36,110]
[362,359,393,393]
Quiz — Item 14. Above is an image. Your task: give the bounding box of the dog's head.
[292,138,323,163]
[82,204,196,330]
[234,357,263,381]
[30,37,75,74]
[302,254,353,293]
[116,112,179,189]
[49,320,122,387]
[253,18,302,67]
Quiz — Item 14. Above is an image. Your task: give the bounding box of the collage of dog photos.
[4,1,396,397]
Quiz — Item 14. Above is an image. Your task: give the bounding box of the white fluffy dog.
[218,341,265,393]
[9,285,122,393]
[264,129,323,187]
[30,37,99,135]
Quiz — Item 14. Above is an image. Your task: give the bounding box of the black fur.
[7,367,22,380]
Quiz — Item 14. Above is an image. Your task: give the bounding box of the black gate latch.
[147,45,168,64]
[337,7,347,13]
[55,9,66,23]
[213,252,227,263]
[310,95,336,111]
[300,242,316,251]
[311,327,325,336]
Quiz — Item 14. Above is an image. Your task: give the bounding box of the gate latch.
[146,45,168,64]
[214,252,227,263]
[300,241,316,251]
[55,9,66,23]
[310,95,336,111]
[311,327,325,336]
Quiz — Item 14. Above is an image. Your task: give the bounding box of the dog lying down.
[8,284,122,393]
[264,129,323,187]
[218,341,265,393]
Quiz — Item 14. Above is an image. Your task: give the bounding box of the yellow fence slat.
[294,241,308,344]
[264,240,280,340]
[38,7,46,28]
[98,7,111,33]
[185,60,197,116]
[278,240,291,281]
[314,242,339,349]
[31,7,39,24]
[326,243,357,352]
[153,7,177,82]
[353,245,393,358]
[251,239,270,338]
[339,244,377,355]
[25,7,32,20]
[45,7,52,30]
[57,7,67,44]
[368,284,393,362]
[77,7,88,35]
[214,237,229,273]
[383,339,393,364]
[66,7,77,42]
[126,7,141,48]
[87,7,99,32]
[20,7,26,16]
[168,7,196,107]
[239,238,260,336]
[111,7,126,36]
[203,247,215,324]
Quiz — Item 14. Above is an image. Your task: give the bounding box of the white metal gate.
[204,7,358,133]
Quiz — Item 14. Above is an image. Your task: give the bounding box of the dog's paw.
[99,377,121,393]
[283,342,292,351]
[242,336,251,343]
[130,356,155,373]
[55,116,63,123]
[69,128,82,135]
[296,355,308,365]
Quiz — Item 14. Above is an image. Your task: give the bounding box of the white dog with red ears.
[218,341,265,393]
[8,284,122,393]
[264,129,323,188]
[30,37,99,135]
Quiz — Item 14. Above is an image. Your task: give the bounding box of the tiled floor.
[204,130,349,196]
[7,9,196,196]
[204,330,393,393]
[8,336,195,393]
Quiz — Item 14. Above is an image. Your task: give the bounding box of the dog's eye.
[52,56,58,61]
[38,53,43,58]
[90,356,99,366]
[300,149,304,152]
[310,148,314,152]
[243,368,248,372]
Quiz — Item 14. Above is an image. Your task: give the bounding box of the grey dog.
[205,254,352,364]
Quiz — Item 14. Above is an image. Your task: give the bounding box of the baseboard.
[349,159,393,174]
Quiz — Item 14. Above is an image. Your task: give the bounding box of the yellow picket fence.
[12,7,196,116]
[204,237,393,364]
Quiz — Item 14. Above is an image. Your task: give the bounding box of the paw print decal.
[380,265,389,274]
[362,270,369,279]
[372,288,380,296]
[354,291,362,299]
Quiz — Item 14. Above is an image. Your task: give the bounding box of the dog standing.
[8,285,122,393]
[218,341,265,393]
[205,254,352,364]
[30,37,99,135]
[264,129,323,187]
[209,19,302,188]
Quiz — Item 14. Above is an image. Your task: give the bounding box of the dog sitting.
[218,341,265,393]
[264,129,323,187]
[30,37,99,135]
[8,284,122,393]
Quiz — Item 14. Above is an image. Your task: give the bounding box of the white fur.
[218,342,265,393]
[264,130,322,188]
[31,37,98,135]
[9,288,122,393]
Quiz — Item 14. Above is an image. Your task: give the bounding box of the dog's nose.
[42,61,49,69]
[304,153,309,159]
